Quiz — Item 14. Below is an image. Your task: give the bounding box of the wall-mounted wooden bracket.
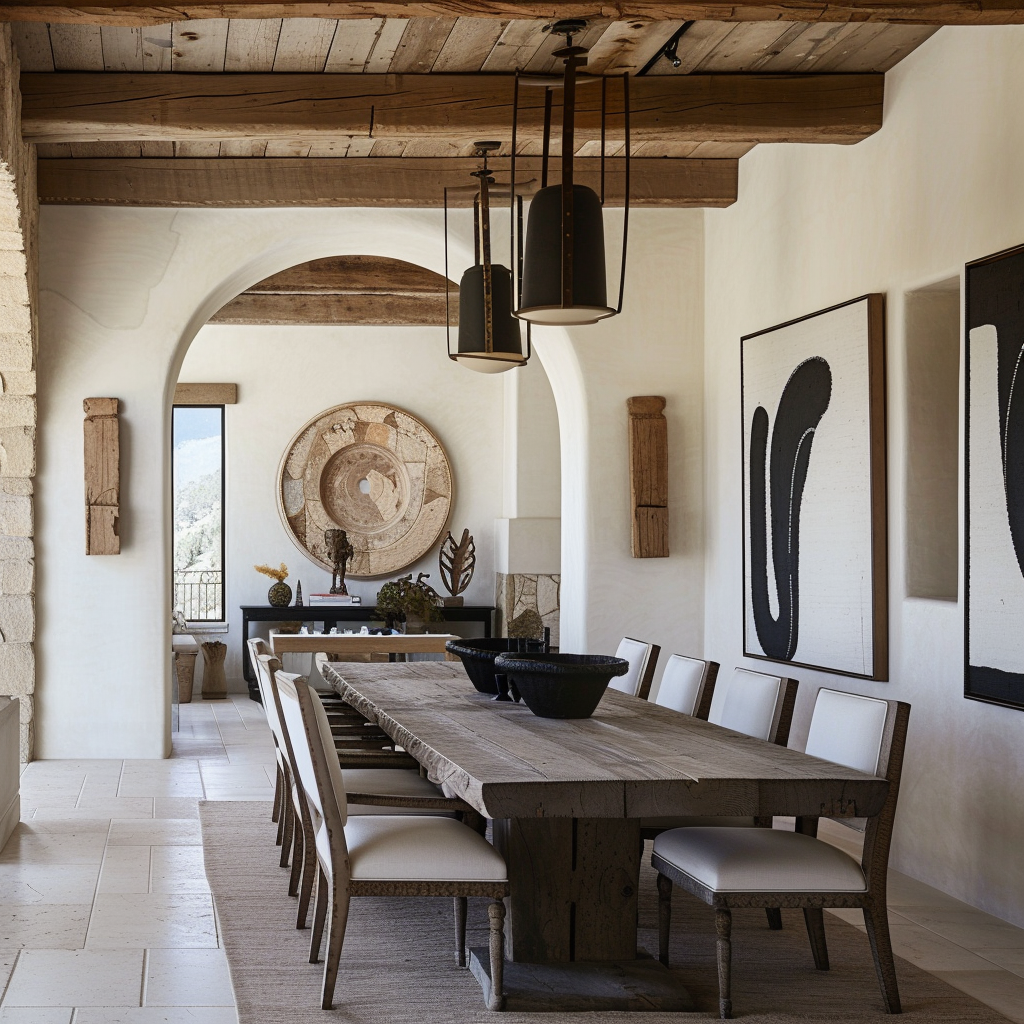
[84,397,120,555]
[627,396,668,558]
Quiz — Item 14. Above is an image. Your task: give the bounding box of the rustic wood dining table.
[321,661,889,1012]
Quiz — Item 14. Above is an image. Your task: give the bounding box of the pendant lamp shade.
[516,184,614,325]
[454,263,526,373]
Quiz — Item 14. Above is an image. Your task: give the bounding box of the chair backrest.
[803,687,911,893]
[707,667,798,744]
[610,637,661,699]
[274,668,351,882]
[654,655,719,719]
[248,638,281,737]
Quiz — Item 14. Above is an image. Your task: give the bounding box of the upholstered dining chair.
[653,654,720,719]
[652,688,911,1019]
[609,637,661,699]
[275,667,510,1011]
[255,651,475,930]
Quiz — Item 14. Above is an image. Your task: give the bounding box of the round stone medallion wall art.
[278,403,453,578]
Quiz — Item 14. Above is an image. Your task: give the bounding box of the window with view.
[172,405,224,621]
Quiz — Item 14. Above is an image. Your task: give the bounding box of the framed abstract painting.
[965,246,1024,710]
[742,294,888,680]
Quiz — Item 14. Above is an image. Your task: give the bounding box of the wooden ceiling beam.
[21,72,882,145]
[36,156,739,207]
[1,3,1022,28]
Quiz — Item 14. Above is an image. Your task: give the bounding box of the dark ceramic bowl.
[493,653,629,719]
[446,638,538,695]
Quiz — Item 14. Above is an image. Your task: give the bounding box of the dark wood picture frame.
[964,244,1024,711]
[741,294,888,681]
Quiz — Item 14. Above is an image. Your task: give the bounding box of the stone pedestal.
[174,647,199,703]
[201,641,228,700]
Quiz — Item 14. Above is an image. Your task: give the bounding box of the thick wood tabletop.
[322,662,889,821]
[271,631,459,655]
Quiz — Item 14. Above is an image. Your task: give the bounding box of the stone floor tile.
[976,947,1024,978]
[2,949,144,1007]
[898,906,1024,949]
[887,922,1005,971]
[144,948,235,1007]
[98,848,152,895]
[153,800,200,820]
[0,1009,75,1024]
[72,1009,238,1024]
[0,905,91,948]
[149,847,209,895]
[0,831,107,867]
[222,746,276,765]
[197,788,273,802]
[34,800,152,821]
[86,894,218,949]
[0,864,99,905]
[198,766,272,787]
[932,969,1024,1022]
[0,949,17,998]
[107,821,201,848]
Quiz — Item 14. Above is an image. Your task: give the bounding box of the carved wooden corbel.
[627,396,668,558]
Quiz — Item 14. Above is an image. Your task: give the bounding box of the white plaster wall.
[179,323,505,690]
[703,26,1024,925]
[35,203,705,757]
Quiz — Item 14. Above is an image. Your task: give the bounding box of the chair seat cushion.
[653,826,866,894]
[345,815,508,882]
[643,816,756,830]
[341,768,446,816]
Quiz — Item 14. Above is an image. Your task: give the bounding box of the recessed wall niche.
[904,280,960,601]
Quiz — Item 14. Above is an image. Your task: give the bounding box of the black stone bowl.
[446,638,532,695]
[493,653,629,719]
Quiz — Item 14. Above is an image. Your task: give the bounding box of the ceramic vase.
[268,582,292,607]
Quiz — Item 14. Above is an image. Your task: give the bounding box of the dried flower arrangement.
[254,562,289,583]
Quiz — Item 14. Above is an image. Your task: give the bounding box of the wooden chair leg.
[455,896,468,966]
[863,902,902,1013]
[272,763,283,828]
[657,872,673,967]
[295,814,317,929]
[716,908,733,1020]
[309,864,329,964]
[287,803,303,896]
[487,899,506,1011]
[321,872,350,1011]
[803,908,830,970]
[280,790,295,870]
[765,908,783,930]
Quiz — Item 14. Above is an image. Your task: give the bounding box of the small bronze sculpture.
[439,529,476,606]
[325,528,355,595]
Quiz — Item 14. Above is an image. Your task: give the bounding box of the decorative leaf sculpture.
[439,529,476,599]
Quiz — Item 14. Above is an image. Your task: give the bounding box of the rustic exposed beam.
[36,156,739,207]
[209,255,456,326]
[0,2,1021,28]
[21,73,882,146]
[173,383,238,404]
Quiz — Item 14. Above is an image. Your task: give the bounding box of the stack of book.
[307,593,362,606]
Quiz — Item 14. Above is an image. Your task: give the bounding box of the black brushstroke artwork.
[749,357,833,661]
[967,249,1024,706]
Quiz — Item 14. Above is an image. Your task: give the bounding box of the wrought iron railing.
[173,569,224,622]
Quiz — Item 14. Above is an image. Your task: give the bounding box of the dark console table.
[240,604,495,700]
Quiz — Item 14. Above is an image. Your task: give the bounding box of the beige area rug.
[200,801,1007,1023]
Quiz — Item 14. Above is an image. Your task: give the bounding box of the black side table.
[240,604,496,701]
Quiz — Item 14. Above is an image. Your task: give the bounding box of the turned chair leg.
[716,908,733,1020]
[321,873,350,1011]
[657,873,673,967]
[863,902,902,1013]
[487,899,506,1011]
[803,908,830,970]
[295,816,317,929]
[765,908,783,930]
[309,863,329,964]
[455,896,468,966]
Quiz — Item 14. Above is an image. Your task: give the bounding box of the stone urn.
[174,647,199,704]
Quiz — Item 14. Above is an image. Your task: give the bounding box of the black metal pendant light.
[445,142,529,374]
[512,20,631,327]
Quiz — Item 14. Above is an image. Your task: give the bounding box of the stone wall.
[0,27,37,762]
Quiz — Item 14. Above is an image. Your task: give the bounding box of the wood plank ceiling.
[13,16,937,163]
